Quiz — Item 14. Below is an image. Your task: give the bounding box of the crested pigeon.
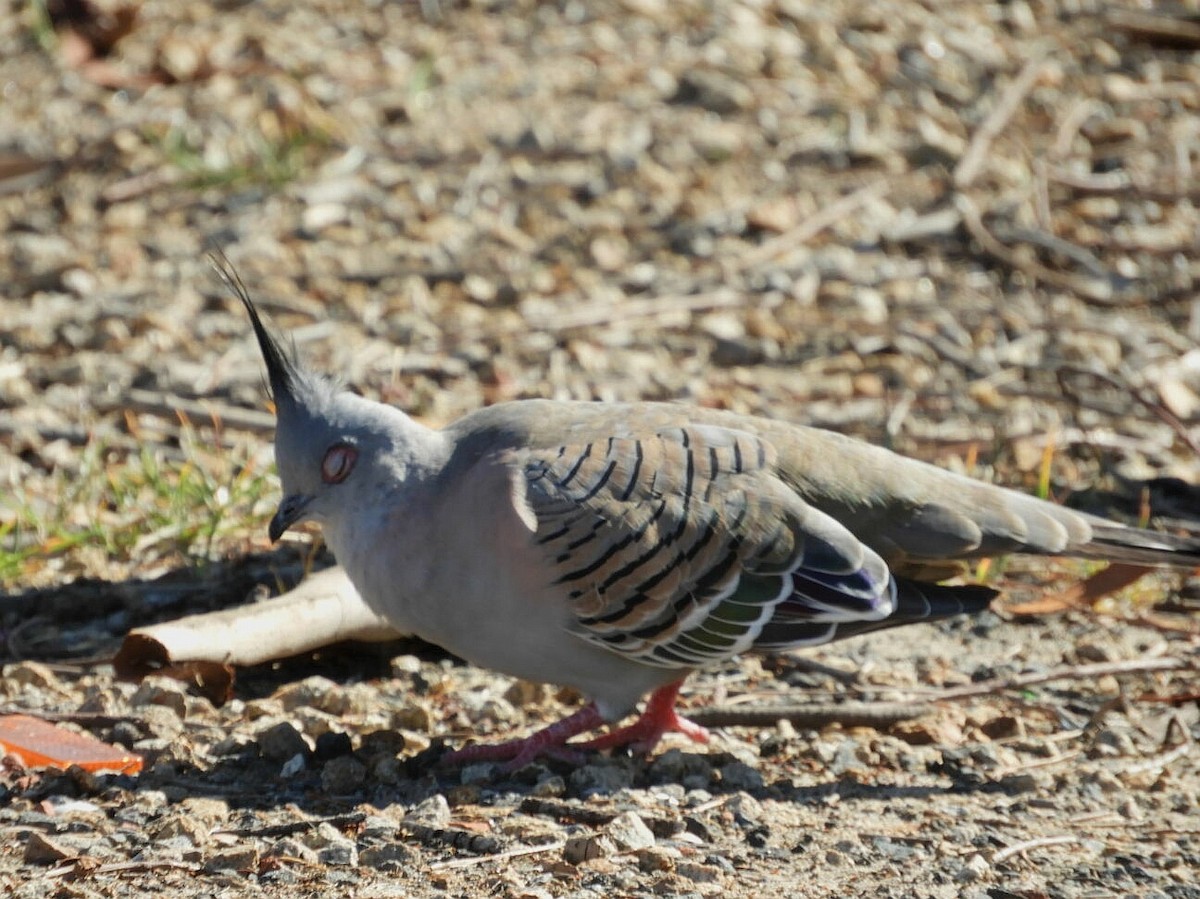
[225,265,1200,769]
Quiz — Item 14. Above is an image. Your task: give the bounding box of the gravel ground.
[2,1,1200,897]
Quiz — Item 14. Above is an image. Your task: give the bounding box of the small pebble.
[359,843,415,870]
[605,811,656,852]
[256,721,311,762]
[569,762,635,797]
[320,755,367,793]
[314,730,354,760]
[203,845,260,875]
[718,761,764,792]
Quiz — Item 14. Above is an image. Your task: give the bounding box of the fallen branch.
[1104,6,1200,49]
[1046,164,1200,202]
[1121,740,1192,777]
[991,749,1084,779]
[44,859,201,880]
[113,567,401,703]
[1055,364,1200,458]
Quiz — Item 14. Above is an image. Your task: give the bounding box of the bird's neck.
[322,413,450,620]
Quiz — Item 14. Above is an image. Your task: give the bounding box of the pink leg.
[578,680,709,753]
[440,703,606,771]
[440,680,708,770]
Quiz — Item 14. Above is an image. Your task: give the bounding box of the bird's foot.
[439,703,605,772]
[577,680,709,754]
[439,680,706,771]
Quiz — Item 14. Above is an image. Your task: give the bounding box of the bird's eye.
[321,443,357,484]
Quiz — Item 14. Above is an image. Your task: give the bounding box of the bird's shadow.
[23,737,1023,826]
[0,548,325,665]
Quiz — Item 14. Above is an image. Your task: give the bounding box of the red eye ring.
[321,443,357,484]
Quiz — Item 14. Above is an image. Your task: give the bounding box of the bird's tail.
[751,580,996,650]
[1074,520,1200,568]
[821,579,998,641]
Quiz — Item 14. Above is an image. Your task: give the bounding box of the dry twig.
[44,859,202,880]
[1121,741,1192,777]
[100,388,277,435]
[533,290,744,332]
[428,841,564,872]
[954,56,1048,188]
[734,179,890,270]
[991,834,1081,865]
[955,193,1119,303]
[1055,364,1200,457]
[686,700,932,730]
[902,656,1190,702]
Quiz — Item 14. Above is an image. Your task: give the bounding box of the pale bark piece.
[113,567,403,704]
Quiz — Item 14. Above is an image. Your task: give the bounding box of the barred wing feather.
[521,425,898,669]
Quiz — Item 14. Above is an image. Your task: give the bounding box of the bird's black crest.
[209,251,303,408]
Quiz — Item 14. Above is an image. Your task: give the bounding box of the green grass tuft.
[27,0,57,54]
[147,123,329,192]
[0,422,277,590]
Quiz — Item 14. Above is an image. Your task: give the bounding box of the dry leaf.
[1002,563,1153,616]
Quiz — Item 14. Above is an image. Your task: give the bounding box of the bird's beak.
[269,494,312,543]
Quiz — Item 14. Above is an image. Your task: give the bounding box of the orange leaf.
[0,714,142,774]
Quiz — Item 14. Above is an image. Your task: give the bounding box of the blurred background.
[1,0,1198,590]
[1,6,1199,896]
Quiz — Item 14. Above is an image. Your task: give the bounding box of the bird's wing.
[461,399,1200,568]
[767,423,1200,566]
[514,424,899,669]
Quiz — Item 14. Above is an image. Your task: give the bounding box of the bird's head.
[217,258,435,543]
